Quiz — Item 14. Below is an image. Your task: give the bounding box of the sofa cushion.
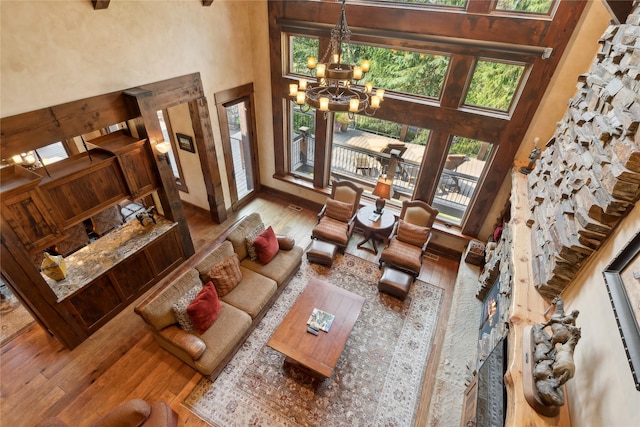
[276,234,296,251]
[240,245,303,286]
[206,254,243,297]
[245,223,265,261]
[253,226,279,264]
[195,241,235,283]
[380,237,423,274]
[225,212,264,260]
[194,301,252,376]
[90,398,151,427]
[138,269,202,331]
[312,216,350,246]
[396,219,430,248]
[172,284,203,332]
[325,198,353,222]
[220,267,277,318]
[158,326,206,360]
[187,282,223,334]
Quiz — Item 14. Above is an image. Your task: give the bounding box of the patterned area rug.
[183,253,443,426]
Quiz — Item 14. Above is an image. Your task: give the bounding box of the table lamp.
[372,176,392,214]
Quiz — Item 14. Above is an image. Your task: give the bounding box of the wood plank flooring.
[0,192,460,426]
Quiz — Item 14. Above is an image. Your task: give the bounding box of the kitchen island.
[42,216,184,334]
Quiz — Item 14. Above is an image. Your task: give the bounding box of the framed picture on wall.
[176,133,195,153]
[603,231,640,391]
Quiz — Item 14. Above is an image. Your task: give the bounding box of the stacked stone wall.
[528,9,640,300]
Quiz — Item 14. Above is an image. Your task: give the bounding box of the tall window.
[289,104,316,180]
[434,136,494,225]
[330,115,429,205]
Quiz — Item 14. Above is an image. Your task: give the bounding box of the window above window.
[360,0,467,9]
[463,59,525,113]
[494,0,555,15]
[346,44,450,100]
[289,35,319,76]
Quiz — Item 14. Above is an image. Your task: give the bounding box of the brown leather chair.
[379,200,438,277]
[36,398,178,427]
[311,180,363,250]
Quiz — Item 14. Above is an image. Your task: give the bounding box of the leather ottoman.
[378,267,413,300]
[306,240,338,266]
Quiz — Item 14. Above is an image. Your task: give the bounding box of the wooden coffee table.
[267,277,365,379]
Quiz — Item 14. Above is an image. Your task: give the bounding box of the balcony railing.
[290,137,480,224]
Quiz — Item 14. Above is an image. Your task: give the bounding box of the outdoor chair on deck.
[379,200,438,277]
[378,143,409,182]
[438,154,469,194]
[311,180,363,251]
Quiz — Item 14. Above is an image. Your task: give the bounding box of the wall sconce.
[155,140,171,162]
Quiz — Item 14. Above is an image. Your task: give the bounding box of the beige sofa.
[135,213,303,379]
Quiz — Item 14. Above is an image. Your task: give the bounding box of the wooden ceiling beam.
[91,0,110,10]
[603,0,634,24]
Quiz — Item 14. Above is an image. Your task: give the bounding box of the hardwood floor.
[0,192,460,426]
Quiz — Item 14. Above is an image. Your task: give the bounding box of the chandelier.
[288,0,385,119]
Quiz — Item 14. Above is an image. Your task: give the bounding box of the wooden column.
[190,96,226,223]
[124,88,195,259]
[503,172,570,426]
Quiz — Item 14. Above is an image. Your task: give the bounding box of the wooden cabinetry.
[38,150,128,228]
[0,166,64,254]
[87,130,159,199]
[61,225,183,334]
[66,274,122,333]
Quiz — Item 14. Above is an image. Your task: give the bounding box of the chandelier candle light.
[289,0,385,119]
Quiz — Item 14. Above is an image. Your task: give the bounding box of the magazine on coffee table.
[307,308,335,332]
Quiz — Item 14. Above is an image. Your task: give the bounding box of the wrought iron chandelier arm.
[288,0,384,118]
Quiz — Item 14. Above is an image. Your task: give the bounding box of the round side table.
[354,205,396,254]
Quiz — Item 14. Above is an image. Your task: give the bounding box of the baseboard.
[261,185,324,213]
[181,200,211,218]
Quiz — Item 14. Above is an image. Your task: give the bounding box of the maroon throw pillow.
[187,282,222,334]
[253,226,279,264]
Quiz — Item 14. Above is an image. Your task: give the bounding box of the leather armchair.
[379,200,438,277]
[311,180,364,250]
[36,398,178,427]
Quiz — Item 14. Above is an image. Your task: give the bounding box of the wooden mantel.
[504,171,571,426]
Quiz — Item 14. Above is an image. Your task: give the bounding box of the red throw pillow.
[187,282,222,334]
[253,226,279,264]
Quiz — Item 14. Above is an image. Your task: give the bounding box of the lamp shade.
[372,177,392,200]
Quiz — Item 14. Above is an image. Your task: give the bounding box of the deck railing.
[290,138,479,224]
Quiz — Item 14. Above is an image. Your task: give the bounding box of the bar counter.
[43,216,178,302]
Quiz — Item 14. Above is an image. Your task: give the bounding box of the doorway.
[215,84,259,211]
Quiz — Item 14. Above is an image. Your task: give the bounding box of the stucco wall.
[563,206,640,426]
[166,103,209,208]
[0,0,262,211]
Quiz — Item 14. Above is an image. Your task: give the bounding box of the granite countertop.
[43,217,177,302]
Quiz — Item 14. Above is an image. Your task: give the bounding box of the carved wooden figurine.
[523,296,581,415]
